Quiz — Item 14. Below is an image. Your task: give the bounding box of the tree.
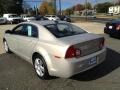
[74,4,84,11]
[84,2,92,9]
[22,1,32,14]
[48,5,55,14]
[39,2,48,15]
[95,2,113,13]
[116,0,120,5]
[63,2,92,16]
[0,0,23,15]
[64,8,73,15]
[39,2,55,15]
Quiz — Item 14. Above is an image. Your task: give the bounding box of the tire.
[33,54,50,79]
[7,20,13,24]
[104,29,106,34]
[10,21,13,24]
[3,40,12,53]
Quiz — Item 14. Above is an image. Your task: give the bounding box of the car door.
[5,25,24,53]
[16,24,39,61]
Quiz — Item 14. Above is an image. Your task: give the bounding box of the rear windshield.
[44,23,87,38]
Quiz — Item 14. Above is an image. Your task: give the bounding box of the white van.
[3,14,23,24]
[21,14,36,22]
[45,15,59,20]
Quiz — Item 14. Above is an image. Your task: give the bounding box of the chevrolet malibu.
[3,21,106,79]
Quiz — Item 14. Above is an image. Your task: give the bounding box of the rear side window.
[25,25,38,38]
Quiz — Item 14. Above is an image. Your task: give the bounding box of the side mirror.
[5,30,13,34]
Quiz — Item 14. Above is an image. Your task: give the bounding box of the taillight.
[65,46,81,59]
[116,24,120,30]
[99,38,105,49]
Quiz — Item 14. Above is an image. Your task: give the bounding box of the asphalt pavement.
[0,23,120,90]
[91,18,112,23]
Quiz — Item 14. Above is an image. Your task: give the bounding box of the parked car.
[80,15,96,19]
[0,16,7,24]
[3,20,106,79]
[21,15,36,22]
[104,19,120,38]
[45,15,59,20]
[58,15,71,22]
[34,15,48,21]
[3,14,23,24]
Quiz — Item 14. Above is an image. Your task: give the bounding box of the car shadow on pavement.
[0,53,57,80]
[71,48,120,81]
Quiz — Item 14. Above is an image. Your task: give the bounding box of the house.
[109,6,120,15]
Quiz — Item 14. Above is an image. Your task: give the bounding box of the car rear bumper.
[109,30,120,38]
[49,47,106,78]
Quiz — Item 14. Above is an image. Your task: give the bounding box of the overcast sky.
[26,0,113,9]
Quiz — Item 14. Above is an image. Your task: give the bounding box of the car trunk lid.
[59,33,104,57]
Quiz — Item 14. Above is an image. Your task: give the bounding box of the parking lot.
[0,22,120,90]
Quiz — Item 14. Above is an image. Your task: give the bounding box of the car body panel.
[59,33,102,45]
[5,34,17,52]
[0,17,7,24]
[47,48,106,78]
[15,35,38,61]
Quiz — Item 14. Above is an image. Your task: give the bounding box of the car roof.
[111,19,120,23]
[4,14,17,15]
[45,15,56,16]
[21,20,68,26]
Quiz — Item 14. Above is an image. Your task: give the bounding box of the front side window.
[44,23,87,38]
[12,25,24,35]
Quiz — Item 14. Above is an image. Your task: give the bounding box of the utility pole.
[85,0,87,21]
[59,0,61,15]
[32,0,37,15]
[113,0,116,15]
[35,5,37,15]
[113,0,115,6]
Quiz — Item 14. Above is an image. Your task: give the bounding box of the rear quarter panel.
[31,40,69,73]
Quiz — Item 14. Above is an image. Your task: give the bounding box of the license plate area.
[89,57,97,65]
